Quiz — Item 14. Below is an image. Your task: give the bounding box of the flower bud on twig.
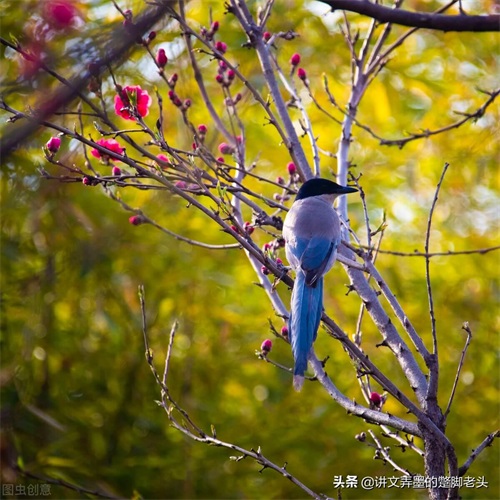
[46,136,61,154]
[260,339,273,354]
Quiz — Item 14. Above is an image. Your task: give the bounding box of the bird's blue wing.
[294,236,338,287]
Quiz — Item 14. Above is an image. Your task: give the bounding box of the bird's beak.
[339,185,358,194]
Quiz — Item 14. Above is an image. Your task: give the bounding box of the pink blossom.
[297,68,307,81]
[114,85,152,121]
[280,326,289,338]
[43,0,78,29]
[198,124,208,134]
[46,136,61,153]
[112,166,121,176]
[90,138,124,162]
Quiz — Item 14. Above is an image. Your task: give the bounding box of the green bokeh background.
[1,1,498,498]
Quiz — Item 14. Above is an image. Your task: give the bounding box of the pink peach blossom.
[114,85,152,121]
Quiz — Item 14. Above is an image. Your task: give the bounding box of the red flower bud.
[280,326,289,338]
[215,74,224,84]
[261,265,270,275]
[244,222,254,235]
[370,392,382,406]
[168,73,178,88]
[287,162,297,175]
[129,215,146,226]
[46,136,61,153]
[261,339,272,353]
[198,124,208,134]
[156,154,170,169]
[290,53,301,66]
[218,142,235,155]
[148,31,156,41]
[112,166,121,176]
[175,181,187,189]
[263,31,272,41]
[276,176,285,185]
[211,21,219,32]
[227,69,235,80]
[297,68,307,81]
[156,48,168,68]
[215,41,227,54]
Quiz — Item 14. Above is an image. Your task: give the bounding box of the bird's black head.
[295,178,358,201]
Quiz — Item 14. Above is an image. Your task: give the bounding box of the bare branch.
[380,425,425,457]
[142,315,326,499]
[367,429,413,475]
[13,464,118,499]
[425,163,450,403]
[354,245,500,258]
[458,431,500,476]
[319,0,500,32]
[443,322,473,420]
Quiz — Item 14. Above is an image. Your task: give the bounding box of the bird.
[282,178,357,391]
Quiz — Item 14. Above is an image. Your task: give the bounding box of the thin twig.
[354,245,500,258]
[13,465,119,499]
[380,425,425,457]
[443,322,473,420]
[141,314,325,499]
[458,430,500,476]
[367,429,412,475]
[425,162,450,400]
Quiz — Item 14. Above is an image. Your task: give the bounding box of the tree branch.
[319,0,500,32]
[458,430,500,476]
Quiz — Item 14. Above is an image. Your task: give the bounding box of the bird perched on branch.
[283,178,357,391]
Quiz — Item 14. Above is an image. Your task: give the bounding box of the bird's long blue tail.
[289,273,323,391]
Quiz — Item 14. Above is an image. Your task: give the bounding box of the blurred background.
[1,0,498,498]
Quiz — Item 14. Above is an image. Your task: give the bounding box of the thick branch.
[320,1,500,32]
